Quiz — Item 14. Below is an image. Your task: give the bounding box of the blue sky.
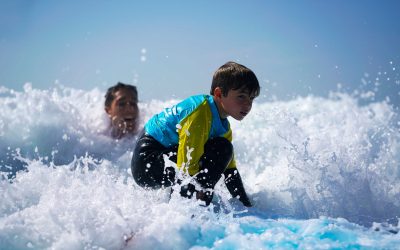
[1,0,399,105]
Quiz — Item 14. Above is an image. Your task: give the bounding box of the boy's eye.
[118,101,126,107]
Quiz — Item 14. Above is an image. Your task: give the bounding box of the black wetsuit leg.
[132,134,250,206]
[131,132,177,189]
[180,137,233,205]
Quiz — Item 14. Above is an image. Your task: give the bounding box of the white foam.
[1,86,399,249]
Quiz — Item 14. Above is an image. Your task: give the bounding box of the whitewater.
[1,83,399,249]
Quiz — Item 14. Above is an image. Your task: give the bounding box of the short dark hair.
[104,82,138,108]
[210,61,260,97]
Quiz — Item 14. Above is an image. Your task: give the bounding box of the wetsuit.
[131,94,251,206]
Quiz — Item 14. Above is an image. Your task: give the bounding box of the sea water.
[0,84,399,249]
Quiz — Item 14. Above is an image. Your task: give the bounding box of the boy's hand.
[179,183,213,206]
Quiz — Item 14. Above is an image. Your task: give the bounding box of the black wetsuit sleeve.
[224,168,252,207]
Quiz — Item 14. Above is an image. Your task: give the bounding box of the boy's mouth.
[240,111,248,117]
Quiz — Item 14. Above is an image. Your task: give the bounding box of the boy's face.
[214,87,255,120]
[105,88,139,134]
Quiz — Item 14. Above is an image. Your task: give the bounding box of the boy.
[105,82,139,139]
[131,62,260,206]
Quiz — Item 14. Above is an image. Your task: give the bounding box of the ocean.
[1,84,399,249]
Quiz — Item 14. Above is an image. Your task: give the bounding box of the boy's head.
[105,82,139,138]
[210,61,260,98]
[211,62,261,121]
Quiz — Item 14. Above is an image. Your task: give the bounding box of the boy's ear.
[214,87,222,99]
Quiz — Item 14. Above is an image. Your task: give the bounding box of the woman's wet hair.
[104,82,138,108]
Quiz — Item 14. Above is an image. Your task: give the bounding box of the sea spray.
[232,92,400,226]
[1,85,399,249]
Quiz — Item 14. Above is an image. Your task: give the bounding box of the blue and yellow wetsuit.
[144,94,236,176]
[131,94,251,206]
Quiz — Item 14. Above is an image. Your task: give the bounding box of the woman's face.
[105,88,139,136]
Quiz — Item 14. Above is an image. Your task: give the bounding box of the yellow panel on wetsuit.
[144,94,236,176]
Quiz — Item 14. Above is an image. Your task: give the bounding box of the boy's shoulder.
[174,94,215,118]
[177,94,211,109]
[181,94,209,103]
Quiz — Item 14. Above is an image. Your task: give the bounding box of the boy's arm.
[222,126,251,206]
[224,168,252,207]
